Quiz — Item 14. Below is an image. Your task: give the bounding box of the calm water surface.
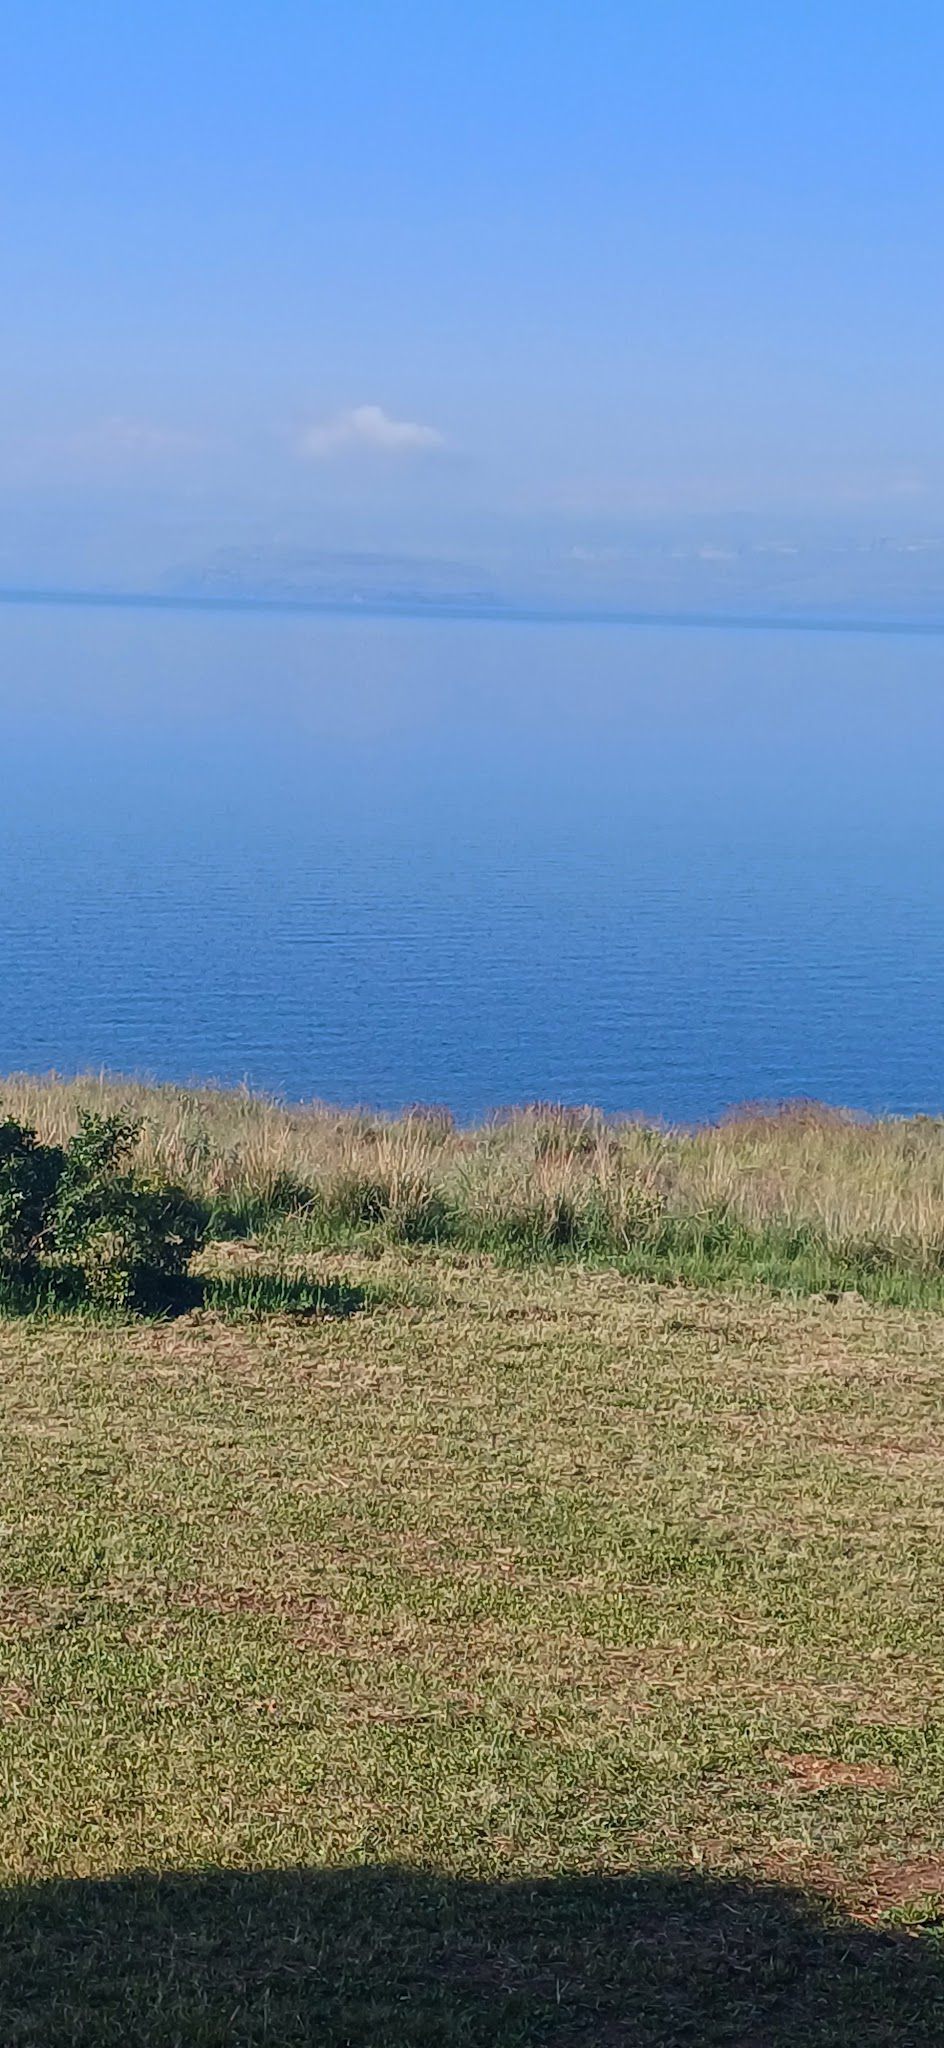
[2,600,942,1121]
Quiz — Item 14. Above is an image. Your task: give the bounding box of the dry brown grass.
[5,1072,944,1273]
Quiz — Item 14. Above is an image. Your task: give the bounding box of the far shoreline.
[3,582,944,639]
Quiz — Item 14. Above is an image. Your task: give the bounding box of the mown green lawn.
[2,1246,944,2042]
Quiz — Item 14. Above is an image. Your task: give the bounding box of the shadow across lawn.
[0,1862,941,2045]
[0,1266,378,1323]
[189,1268,379,1320]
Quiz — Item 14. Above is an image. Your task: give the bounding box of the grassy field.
[3,1215,944,2041]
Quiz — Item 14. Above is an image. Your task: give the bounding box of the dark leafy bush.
[0,1115,64,1274]
[53,1112,205,1310]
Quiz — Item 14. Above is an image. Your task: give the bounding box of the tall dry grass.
[5,1074,944,1279]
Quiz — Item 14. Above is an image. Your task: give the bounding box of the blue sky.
[3,1,944,609]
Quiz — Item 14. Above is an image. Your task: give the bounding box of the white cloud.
[299,403,445,460]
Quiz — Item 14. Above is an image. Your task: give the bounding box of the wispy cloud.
[299,404,445,460]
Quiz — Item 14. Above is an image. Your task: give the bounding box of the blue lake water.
[2,597,942,1122]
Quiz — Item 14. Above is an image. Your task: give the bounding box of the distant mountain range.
[165,546,503,612]
[3,530,944,633]
[162,535,944,627]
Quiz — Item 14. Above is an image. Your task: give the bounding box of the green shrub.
[53,1112,205,1310]
[0,1115,64,1274]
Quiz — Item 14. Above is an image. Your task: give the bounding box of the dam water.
[3,596,942,1122]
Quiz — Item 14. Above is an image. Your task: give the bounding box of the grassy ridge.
[5,1073,944,1304]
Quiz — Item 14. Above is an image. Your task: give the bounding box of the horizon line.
[2,582,944,639]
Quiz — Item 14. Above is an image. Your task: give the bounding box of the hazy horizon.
[3,3,944,622]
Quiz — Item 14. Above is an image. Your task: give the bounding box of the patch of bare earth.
[863,1859,944,1916]
[772,1753,899,1793]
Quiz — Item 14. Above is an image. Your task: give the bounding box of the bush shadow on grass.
[191,1268,379,1321]
[0,1862,941,2046]
[0,1266,378,1323]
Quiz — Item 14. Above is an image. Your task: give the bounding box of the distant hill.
[165,545,503,612]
